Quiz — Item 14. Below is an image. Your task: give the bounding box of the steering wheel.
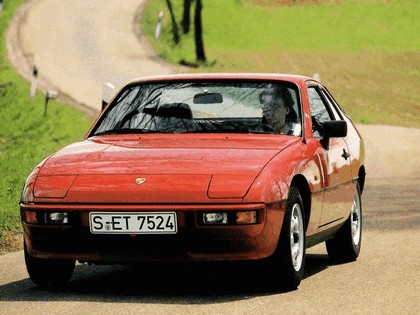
[261,123,279,134]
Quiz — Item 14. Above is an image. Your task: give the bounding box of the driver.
[259,88,301,135]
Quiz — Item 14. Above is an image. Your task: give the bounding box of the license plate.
[89,212,177,234]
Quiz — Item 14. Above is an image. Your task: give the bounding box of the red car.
[20,73,365,290]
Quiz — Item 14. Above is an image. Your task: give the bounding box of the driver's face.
[262,96,289,128]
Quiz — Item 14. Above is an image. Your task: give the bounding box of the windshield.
[91,81,302,136]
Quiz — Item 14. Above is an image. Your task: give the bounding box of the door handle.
[341,149,351,160]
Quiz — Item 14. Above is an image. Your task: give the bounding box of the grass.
[143,0,420,127]
[0,0,92,253]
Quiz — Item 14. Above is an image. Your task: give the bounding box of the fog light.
[236,211,257,224]
[45,212,68,224]
[203,212,228,225]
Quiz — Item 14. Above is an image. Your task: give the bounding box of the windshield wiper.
[194,128,250,134]
[248,130,279,134]
[93,128,170,136]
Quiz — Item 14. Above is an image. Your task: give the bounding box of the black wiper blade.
[92,130,119,136]
[94,129,169,136]
[195,128,250,134]
[247,130,279,134]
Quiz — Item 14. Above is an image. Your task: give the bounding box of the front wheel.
[24,241,75,288]
[266,187,306,291]
[326,183,362,262]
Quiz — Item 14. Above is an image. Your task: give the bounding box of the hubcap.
[290,204,304,271]
[351,192,361,246]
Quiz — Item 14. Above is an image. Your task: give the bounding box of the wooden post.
[155,11,164,41]
[44,90,58,116]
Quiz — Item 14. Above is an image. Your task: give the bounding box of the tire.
[267,187,306,291]
[326,183,362,263]
[24,242,75,288]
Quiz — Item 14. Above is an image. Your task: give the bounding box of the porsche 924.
[20,73,366,290]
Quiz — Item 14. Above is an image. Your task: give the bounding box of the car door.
[307,85,354,229]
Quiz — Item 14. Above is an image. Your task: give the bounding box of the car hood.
[34,135,299,203]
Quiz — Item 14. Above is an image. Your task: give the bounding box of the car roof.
[127,73,316,85]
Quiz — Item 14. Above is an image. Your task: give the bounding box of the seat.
[154,103,194,132]
[155,103,193,119]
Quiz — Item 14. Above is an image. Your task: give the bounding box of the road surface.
[2,0,419,314]
[6,0,181,115]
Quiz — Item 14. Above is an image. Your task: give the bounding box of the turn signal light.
[25,211,38,224]
[236,211,257,224]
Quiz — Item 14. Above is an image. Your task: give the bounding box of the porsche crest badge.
[135,178,146,185]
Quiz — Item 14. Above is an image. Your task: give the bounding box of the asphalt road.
[2,0,420,314]
[6,0,181,115]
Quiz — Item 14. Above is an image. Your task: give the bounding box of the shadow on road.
[0,253,336,303]
[363,178,420,230]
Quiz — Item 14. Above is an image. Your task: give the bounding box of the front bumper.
[21,203,285,263]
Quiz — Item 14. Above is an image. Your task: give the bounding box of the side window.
[320,89,343,120]
[307,87,333,138]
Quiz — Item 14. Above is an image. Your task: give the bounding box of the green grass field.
[0,0,92,253]
[143,0,420,127]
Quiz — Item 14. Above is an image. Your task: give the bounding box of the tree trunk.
[194,0,206,62]
[165,0,180,44]
[181,0,193,34]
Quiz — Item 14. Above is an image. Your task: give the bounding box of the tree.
[165,0,180,44]
[194,0,206,62]
[181,0,193,34]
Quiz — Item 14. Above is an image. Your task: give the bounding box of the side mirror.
[102,82,116,110]
[324,120,347,138]
[321,120,347,149]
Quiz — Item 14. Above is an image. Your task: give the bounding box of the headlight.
[45,212,69,224]
[203,212,228,225]
[21,166,40,203]
[21,156,51,203]
[201,210,258,225]
[22,211,70,224]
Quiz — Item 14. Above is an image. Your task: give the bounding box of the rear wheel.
[267,187,305,290]
[326,183,362,262]
[24,241,75,288]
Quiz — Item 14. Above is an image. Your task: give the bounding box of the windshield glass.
[91,81,302,136]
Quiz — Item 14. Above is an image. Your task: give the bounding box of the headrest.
[144,103,193,119]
